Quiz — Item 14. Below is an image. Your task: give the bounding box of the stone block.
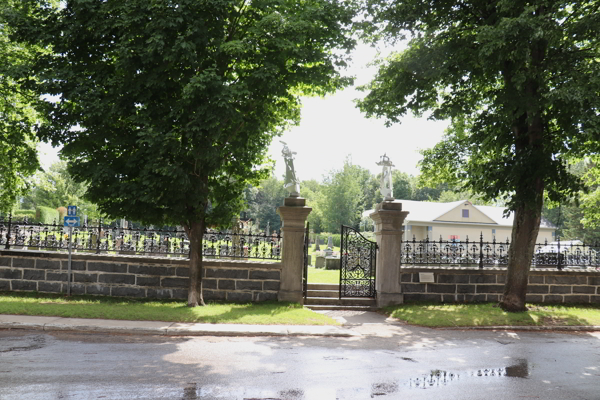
[403,293,442,303]
[38,282,62,293]
[525,294,544,303]
[264,281,280,291]
[550,285,572,294]
[73,273,98,283]
[400,273,413,283]
[0,257,11,267]
[236,280,263,291]
[0,269,22,279]
[202,279,217,290]
[527,285,549,294]
[226,292,253,303]
[563,295,591,304]
[98,274,135,285]
[147,289,173,299]
[427,284,456,294]
[591,296,600,304]
[255,292,278,302]
[470,274,496,284]
[160,277,188,288]
[70,284,86,295]
[35,259,61,270]
[218,279,235,290]
[486,294,501,302]
[172,289,188,299]
[86,285,111,296]
[497,275,506,284]
[13,258,34,269]
[437,274,469,284]
[175,267,190,277]
[588,276,600,286]
[401,283,426,293]
[89,262,127,273]
[544,295,564,303]
[442,294,465,303]
[528,275,544,284]
[465,294,487,303]
[12,280,37,291]
[249,270,280,281]
[203,290,226,301]
[128,265,175,276]
[0,280,11,290]
[62,261,86,271]
[111,286,146,298]
[47,272,69,282]
[206,268,249,279]
[545,276,587,285]
[457,284,476,294]
[573,286,596,294]
[476,284,504,294]
[136,276,161,286]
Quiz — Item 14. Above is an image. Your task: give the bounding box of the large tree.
[10,0,357,306]
[321,158,366,231]
[0,0,43,213]
[357,1,600,311]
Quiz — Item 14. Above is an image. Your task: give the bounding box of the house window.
[407,225,412,230]
[492,229,496,234]
[427,226,432,231]
[462,209,469,218]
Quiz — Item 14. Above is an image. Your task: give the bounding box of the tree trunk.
[186,219,205,307]
[500,180,544,312]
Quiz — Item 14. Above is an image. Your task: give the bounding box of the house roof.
[363,200,556,229]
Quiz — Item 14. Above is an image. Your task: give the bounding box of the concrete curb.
[436,325,600,332]
[0,315,359,337]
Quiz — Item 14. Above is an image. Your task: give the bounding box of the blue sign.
[64,216,80,227]
[67,206,77,217]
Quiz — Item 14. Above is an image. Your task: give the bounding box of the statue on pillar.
[376,154,394,201]
[281,141,300,197]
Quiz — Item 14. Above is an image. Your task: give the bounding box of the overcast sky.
[39,41,450,181]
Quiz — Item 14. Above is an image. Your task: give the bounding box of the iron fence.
[0,215,281,261]
[401,234,600,270]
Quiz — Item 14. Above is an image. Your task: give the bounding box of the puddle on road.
[0,335,46,353]
[408,359,530,389]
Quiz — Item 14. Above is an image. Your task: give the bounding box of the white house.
[365,199,557,244]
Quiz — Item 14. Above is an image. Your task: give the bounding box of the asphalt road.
[1,313,599,400]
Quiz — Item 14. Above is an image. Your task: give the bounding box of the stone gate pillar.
[277,197,311,304]
[370,201,409,307]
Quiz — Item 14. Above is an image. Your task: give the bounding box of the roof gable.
[436,201,496,224]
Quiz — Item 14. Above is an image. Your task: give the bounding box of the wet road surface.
[1,311,599,400]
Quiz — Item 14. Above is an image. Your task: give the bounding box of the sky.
[39,42,450,182]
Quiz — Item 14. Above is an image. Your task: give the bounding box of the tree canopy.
[0,0,43,213]
[10,0,358,305]
[357,1,600,311]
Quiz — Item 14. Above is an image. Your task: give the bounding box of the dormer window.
[462,209,469,218]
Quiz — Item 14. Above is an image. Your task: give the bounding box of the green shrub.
[12,210,37,222]
[36,206,60,225]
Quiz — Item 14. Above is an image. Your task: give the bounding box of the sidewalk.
[2,312,599,337]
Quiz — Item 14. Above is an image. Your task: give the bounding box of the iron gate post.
[370,201,409,308]
[277,197,312,304]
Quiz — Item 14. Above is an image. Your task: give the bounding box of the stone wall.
[400,266,600,304]
[0,249,281,302]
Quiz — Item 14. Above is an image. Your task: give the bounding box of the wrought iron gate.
[339,225,377,298]
[303,222,310,298]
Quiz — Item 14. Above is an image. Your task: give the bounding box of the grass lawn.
[383,303,600,327]
[0,291,339,326]
[306,266,340,284]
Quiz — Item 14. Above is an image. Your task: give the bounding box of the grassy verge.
[383,303,600,327]
[0,292,339,326]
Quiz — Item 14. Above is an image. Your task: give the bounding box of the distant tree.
[22,161,103,220]
[11,0,357,306]
[301,179,326,233]
[322,159,365,232]
[358,1,600,311]
[245,176,286,232]
[391,170,413,200]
